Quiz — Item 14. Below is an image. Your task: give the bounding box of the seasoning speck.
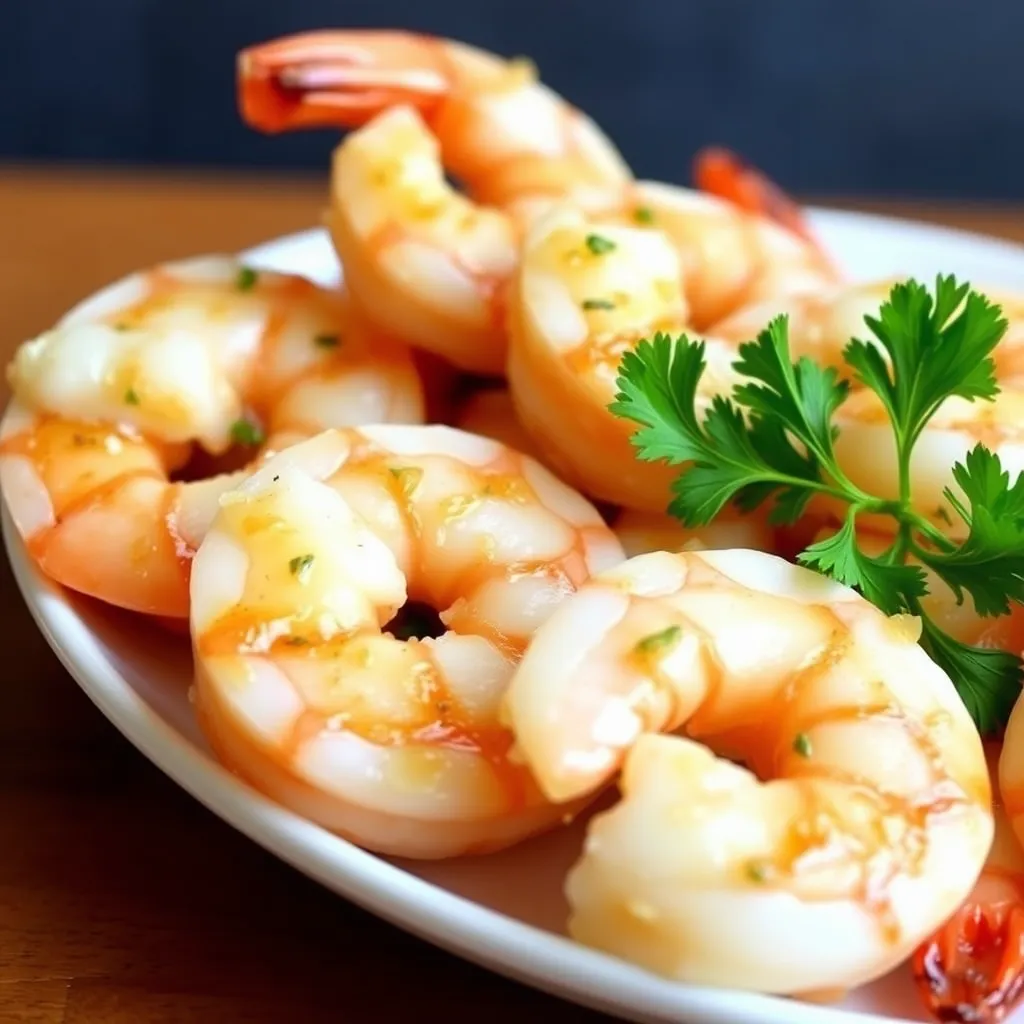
[634,624,682,655]
[314,333,341,349]
[388,465,423,496]
[230,419,264,447]
[746,861,769,884]
[124,388,140,405]
[582,297,615,311]
[633,205,655,225]
[236,266,259,291]
[585,233,616,255]
[289,554,315,582]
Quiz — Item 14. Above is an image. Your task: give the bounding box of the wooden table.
[3,168,1024,1024]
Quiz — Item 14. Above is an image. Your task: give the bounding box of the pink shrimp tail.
[692,145,834,264]
[237,30,451,134]
[912,900,1024,1022]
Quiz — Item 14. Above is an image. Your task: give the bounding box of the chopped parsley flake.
[634,625,682,655]
[236,266,259,291]
[746,861,769,883]
[289,554,315,582]
[230,419,264,447]
[585,233,616,255]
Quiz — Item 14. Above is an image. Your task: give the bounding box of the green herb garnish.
[230,418,264,447]
[585,233,616,255]
[793,732,813,758]
[634,625,682,655]
[633,206,655,225]
[289,554,315,582]
[314,333,341,349]
[236,266,259,291]
[582,298,616,311]
[610,276,1024,734]
[746,861,769,884]
[124,388,140,405]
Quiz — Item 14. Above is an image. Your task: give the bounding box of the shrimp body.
[190,426,624,858]
[501,549,992,993]
[606,180,838,332]
[999,695,1024,870]
[612,507,775,559]
[455,386,541,460]
[506,203,753,511]
[1,257,424,616]
[327,105,519,374]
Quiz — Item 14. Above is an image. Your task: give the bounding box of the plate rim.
[10,200,1018,1024]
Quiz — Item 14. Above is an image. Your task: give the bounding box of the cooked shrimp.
[1,257,424,617]
[452,389,775,555]
[505,202,820,511]
[238,30,633,217]
[913,743,1024,1024]
[613,507,775,559]
[190,425,625,858]
[999,688,1024,868]
[323,105,519,374]
[501,548,992,994]
[237,33,837,358]
[598,178,838,331]
[454,386,541,459]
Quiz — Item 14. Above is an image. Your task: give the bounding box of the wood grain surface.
[2,167,1023,1023]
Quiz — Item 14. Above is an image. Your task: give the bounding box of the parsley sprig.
[610,276,1024,733]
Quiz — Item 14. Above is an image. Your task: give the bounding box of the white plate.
[6,207,1024,1024]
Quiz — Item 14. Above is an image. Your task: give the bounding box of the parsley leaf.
[915,445,1024,616]
[230,418,264,447]
[236,266,259,291]
[608,277,1024,735]
[612,334,816,525]
[732,317,851,471]
[585,233,616,255]
[918,616,1022,735]
[797,510,927,614]
[844,276,1004,451]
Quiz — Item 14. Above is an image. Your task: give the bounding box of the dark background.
[2,0,1020,199]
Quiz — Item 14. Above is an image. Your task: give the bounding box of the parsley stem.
[908,516,959,554]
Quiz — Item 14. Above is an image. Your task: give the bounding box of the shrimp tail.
[693,146,821,248]
[912,900,1024,1023]
[237,30,451,133]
